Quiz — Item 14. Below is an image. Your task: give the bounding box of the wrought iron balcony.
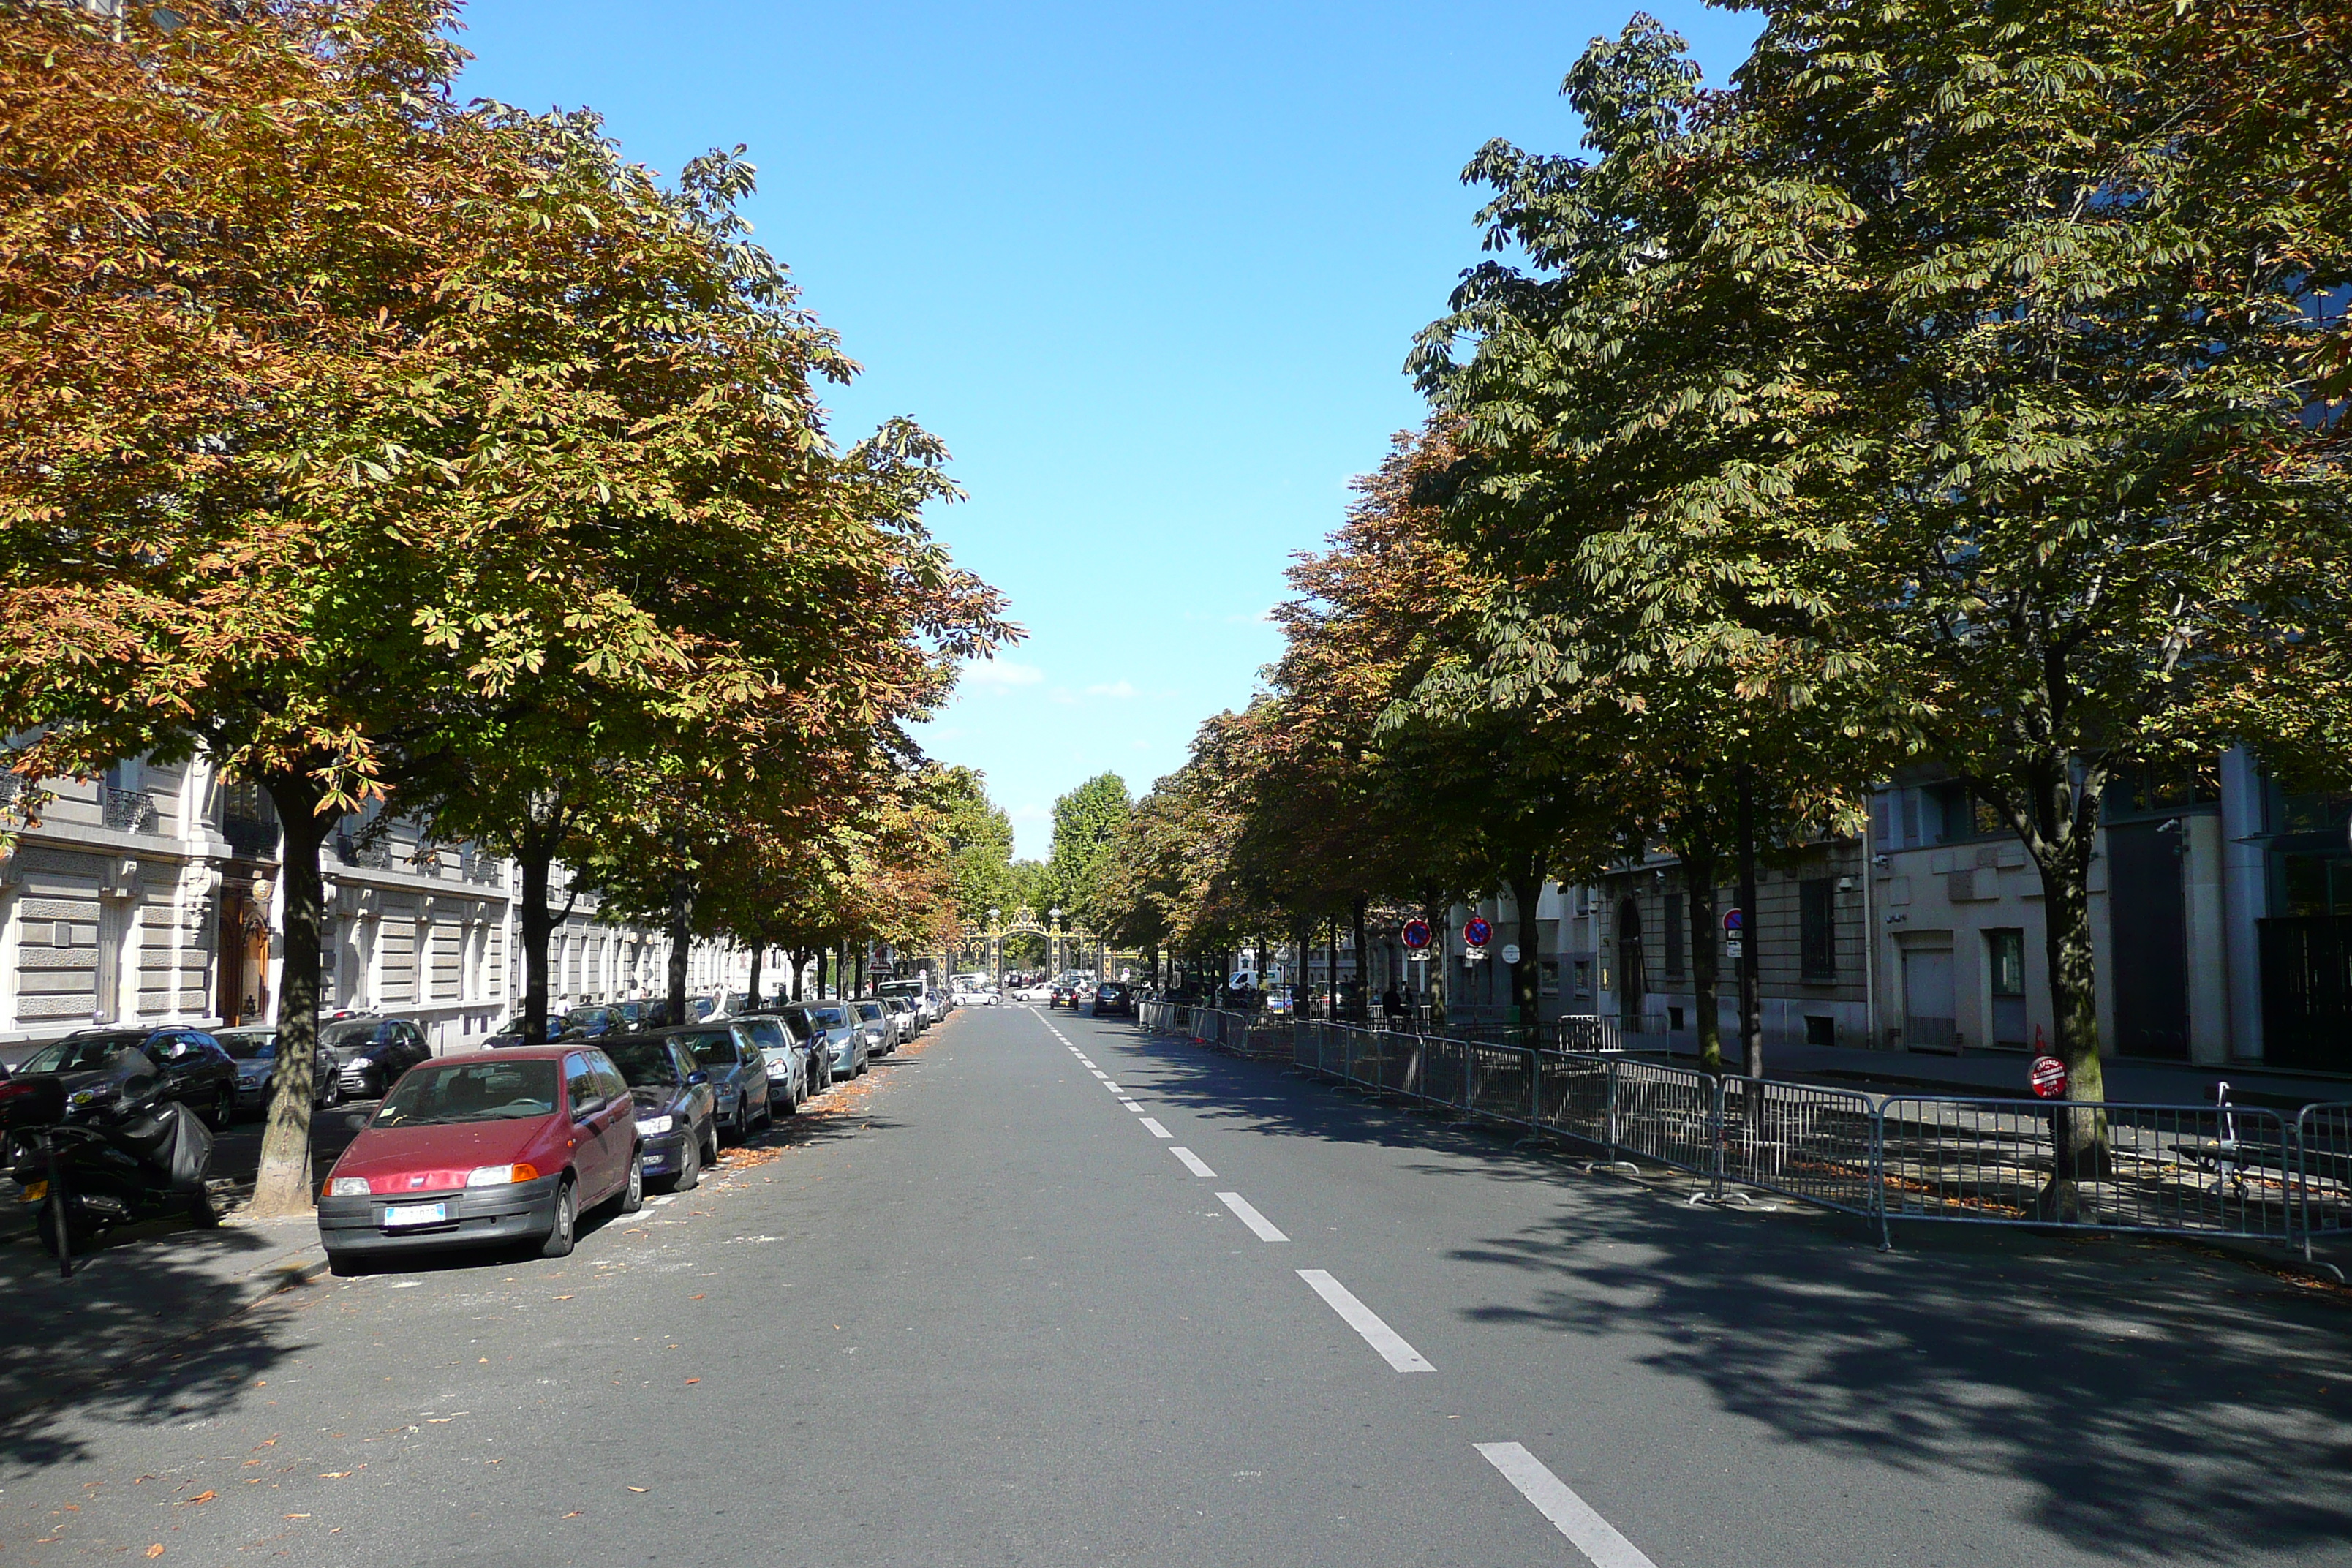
[333,830,393,870]
[222,815,279,859]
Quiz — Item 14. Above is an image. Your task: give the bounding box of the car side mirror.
[573,1096,606,1120]
[686,1070,709,1086]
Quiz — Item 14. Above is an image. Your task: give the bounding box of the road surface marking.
[1139,1118,1173,1139]
[1474,1443,1658,1568]
[1296,1270,1433,1372]
[1216,1191,1289,1243]
[1120,1098,1145,1111]
[1090,1069,1110,1079]
[1171,1147,1217,1177]
[1101,1081,1124,1093]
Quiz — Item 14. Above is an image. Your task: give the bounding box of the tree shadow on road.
[1115,1028,2352,1562]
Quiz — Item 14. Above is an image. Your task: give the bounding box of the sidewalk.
[1633,1036,2349,1109]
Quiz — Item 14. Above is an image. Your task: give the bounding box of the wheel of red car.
[539,1178,576,1259]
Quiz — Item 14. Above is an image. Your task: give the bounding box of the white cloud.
[1010,802,1050,821]
[1047,687,1079,706]
[1084,680,1138,700]
[961,657,1044,691]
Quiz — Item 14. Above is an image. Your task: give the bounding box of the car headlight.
[466,1163,540,1187]
[636,1115,674,1136]
[68,1085,110,1109]
[327,1176,370,1196]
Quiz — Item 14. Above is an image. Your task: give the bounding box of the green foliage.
[1047,773,1133,929]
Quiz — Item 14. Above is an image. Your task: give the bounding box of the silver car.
[882,995,920,1046]
[216,1027,342,1115]
[789,1002,864,1080]
[851,1000,893,1059]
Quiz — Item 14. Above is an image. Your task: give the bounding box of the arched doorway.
[1616,898,1646,1028]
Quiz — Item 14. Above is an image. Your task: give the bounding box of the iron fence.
[1226,1019,2352,1256]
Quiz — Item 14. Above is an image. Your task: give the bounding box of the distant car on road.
[559,1005,626,1041]
[785,1002,864,1081]
[9,1027,240,1128]
[1088,981,1134,1019]
[882,995,920,1046]
[849,1000,893,1060]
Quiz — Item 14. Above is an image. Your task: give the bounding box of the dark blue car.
[600,1034,718,1192]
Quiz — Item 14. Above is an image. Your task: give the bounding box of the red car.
[315,1046,641,1274]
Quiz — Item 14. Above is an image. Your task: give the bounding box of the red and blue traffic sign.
[1401,919,1433,951]
[1463,916,1492,947]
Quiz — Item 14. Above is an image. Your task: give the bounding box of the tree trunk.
[1326,918,1340,1021]
[747,943,765,1011]
[666,872,693,1021]
[517,855,554,1044]
[853,944,866,997]
[1350,897,1370,1023]
[1737,762,1763,1080]
[249,769,330,1218]
[1422,897,1447,1027]
[1507,856,1545,1032]
[1683,846,1722,1075]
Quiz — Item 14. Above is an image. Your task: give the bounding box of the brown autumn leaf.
[626,1486,649,1493]
[177,1491,216,1506]
[683,1378,700,1385]
[146,1547,165,1560]
[562,1512,583,1519]
[689,1294,706,1301]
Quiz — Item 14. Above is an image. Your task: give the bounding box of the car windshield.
[562,1008,611,1031]
[734,1019,785,1051]
[217,1031,279,1060]
[603,1040,680,1088]
[320,1021,383,1052]
[676,1030,736,1068]
[19,1035,147,1074]
[374,1060,559,1127]
[770,1011,814,1043]
[808,1006,847,1028]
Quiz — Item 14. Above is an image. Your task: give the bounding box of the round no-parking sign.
[2029,1055,2069,1099]
[1401,919,1433,951]
[1463,916,1492,948]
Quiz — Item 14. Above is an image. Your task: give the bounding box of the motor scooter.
[0,1068,218,1277]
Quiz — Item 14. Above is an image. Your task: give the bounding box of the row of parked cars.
[314,986,951,1273]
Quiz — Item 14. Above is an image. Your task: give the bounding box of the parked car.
[484,1013,564,1049]
[706,992,749,1020]
[659,1024,772,1143]
[559,1005,627,1041]
[882,995,920,1046]
[729,1015,811,1117]
[7,1027,240,1128]
[850,1000,893,1060]
[879,979,941,1028]
[614,1000,653,1033]
[315,1045,642,1273]
[216,1026,343,1114]
[786,1002,863,1081]
[333,1017,434,1099]
[600,1034,717,1192]
[1088,981,1135,1019]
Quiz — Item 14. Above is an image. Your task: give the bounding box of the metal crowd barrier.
[1248,1020,2352,1256]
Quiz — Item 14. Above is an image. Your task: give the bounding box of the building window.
[1987,928,2028,1048]
[1572,959,1591,1002]
[1664,891,1685,978]
[1800,878,1836,979]
[1805,1014,1836,1047]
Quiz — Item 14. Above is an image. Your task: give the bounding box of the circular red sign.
[1401,919,1433,951]
[1463,916,1492,947]
[1723,908,1744,932]
[2029,1055,2069,1099]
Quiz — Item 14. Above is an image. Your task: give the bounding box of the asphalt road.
[5,1003,2351,1566]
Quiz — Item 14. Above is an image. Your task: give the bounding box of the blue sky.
[456,1,1760,856]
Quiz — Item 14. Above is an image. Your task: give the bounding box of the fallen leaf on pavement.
[626,1486,649,1493]
[177,1491,216,1506]
[563,1512,582,1519]
[146,1548,164,1559]
[553,1294,573,1300]
[284,1514,310,1520]
[683,1378,700,1384]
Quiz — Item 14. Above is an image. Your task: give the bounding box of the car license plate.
[382,1202,448,1229]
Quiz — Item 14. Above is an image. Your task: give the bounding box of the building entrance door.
[1902,946,1956,1052]
[2109,821,2190,1060]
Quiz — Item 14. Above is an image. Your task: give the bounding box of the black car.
[600,1035,718,1192]
[1089,981,1135,1018]
[8,1027,239,1128]
[652,1023,772,1145]
[332,1017,434,1098]
[559,1006,625,1041]
[614,1000,652,1033]
[484,1013,565,1049]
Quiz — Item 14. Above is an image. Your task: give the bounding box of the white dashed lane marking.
[1139,1117,1172,1139]
[1216,1191,1289,1243]
[1170,1147,1216,1177]
[1297,1270,1433,1373]
[1474,1443,1659,1567]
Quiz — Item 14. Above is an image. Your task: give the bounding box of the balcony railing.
[333,830,393,870]
[102,785,159,834]
[222,815,279,859]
